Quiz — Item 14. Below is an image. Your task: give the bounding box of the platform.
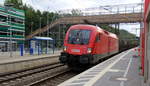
[58,48,142,86]
[0,50,61,75]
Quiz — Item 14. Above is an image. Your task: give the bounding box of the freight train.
[59,24,120,69]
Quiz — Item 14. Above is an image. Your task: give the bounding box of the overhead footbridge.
[26,3,143,39]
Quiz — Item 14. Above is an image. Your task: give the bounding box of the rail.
[0,63,65,85]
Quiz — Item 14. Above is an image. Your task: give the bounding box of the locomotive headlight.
[87,48,92,53]
[63,46,67,51]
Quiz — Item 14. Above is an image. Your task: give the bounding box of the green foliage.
[71,9,82,16]
[119,29,136,39]
[100,24,138,46]
[4,0,23,9]
[99,24,116,33]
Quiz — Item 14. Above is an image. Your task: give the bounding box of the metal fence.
[0,41,62,58]
[57,3,143,17]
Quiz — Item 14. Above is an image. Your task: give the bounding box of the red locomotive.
[59,24,119,68]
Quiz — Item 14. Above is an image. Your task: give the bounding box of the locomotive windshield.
[68,29,91,45]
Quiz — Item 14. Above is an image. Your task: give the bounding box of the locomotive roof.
[70,24,103,31]
[108,32,118,39]
[98,27,118,39]
[70,24,97,29]
[70,24,118,39]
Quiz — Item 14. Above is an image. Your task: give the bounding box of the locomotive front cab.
[60,27,94,65]
[66,29,92,55]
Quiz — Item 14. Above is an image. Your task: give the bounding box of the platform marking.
[83,49,132,86]
[76,78,91,81]
[108,69,125,72]
[120,54,133,86]
[79,75,95,77]
[64,82,85,85]
[58,49,132,86]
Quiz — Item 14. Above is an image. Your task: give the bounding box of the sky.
[23,0,142,11]
[0,0,142,11]
[0,0,143,36]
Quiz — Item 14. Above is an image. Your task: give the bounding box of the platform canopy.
[29,36,53,41]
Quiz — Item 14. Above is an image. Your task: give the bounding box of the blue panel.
[20,44,24,56]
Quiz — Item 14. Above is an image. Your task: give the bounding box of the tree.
[4,0,23,9]
[71,9,82,16]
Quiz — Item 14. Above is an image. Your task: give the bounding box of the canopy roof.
[29,36,53,41]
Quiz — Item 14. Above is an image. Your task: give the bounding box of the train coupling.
[59,52,68,63]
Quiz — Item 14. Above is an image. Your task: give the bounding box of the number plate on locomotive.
[71,49,80,52]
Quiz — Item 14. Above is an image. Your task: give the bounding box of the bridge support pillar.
[58,24,61,47]
[115,23,120,35]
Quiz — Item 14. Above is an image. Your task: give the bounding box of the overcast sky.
[0,0,143,36]
[0,0,142,11]
[23,0,142,11]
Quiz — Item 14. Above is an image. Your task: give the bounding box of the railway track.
[29,70,77,86]
[29,52,124,86]
[0,62,68,86]
[0,52,122,86]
